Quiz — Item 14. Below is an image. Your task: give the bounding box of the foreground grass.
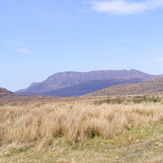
[0,99,163,162]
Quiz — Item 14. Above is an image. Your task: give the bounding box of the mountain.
[0,88,15,98]
[43,78,147,97]
[86,78,163,96]
[16,69,163,97]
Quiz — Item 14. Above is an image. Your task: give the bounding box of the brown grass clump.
[0,102,163,149]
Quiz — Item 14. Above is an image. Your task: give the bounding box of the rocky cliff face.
[43,69,153,86]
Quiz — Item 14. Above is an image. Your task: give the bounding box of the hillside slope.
[86,78,163,96]
[0,88,14,98]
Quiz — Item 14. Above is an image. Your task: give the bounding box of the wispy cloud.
[15,48,31,54]
[116,47,125,51]
[90,0,163,15]
[118,38,134,42]
[152,38,158,41]
[5,40,20,45]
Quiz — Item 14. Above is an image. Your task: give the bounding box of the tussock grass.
[0,101,163,149]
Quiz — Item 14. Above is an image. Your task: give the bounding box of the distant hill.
[86,78,163,96]
[16,69,163,97]
[0,88,15,98]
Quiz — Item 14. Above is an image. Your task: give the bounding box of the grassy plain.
[0,95,163,162]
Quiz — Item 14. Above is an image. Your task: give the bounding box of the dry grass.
[0,101,163,146]
[0,98,163,162]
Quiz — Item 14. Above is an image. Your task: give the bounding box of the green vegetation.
[133,95,161,103]
[94,95,162,105]
[94,96,124,105]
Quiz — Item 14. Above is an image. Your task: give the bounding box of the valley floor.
[0,95,163,163]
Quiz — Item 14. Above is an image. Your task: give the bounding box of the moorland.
[0,95,163,163]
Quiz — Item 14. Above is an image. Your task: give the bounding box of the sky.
[1,0,163,91]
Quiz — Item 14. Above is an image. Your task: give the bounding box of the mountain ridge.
[16,69,163,97]
[42,77,147,97]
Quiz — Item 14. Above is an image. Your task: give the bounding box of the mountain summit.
[16,69,163,97]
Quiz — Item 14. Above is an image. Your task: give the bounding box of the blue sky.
[1,0,163,91]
